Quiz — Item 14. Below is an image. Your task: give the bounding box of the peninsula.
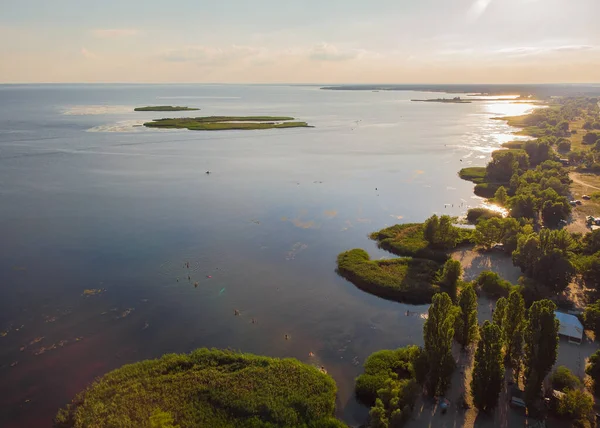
[134,106,200,111]
[143,116,310,131]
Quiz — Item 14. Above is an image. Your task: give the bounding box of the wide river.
[0,84,537,427]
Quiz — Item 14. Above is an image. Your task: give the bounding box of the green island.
[134,106,200,112]
[54,348,345,428]
[411,97,471,104]
[143,116,310,131]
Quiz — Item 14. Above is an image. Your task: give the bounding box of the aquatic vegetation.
[143,116,310,131]
[54,348,345,428]
[82,289,104,297]
[134,106,199,111]
[336,249,441,304]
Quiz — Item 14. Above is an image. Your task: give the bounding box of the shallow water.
[0,84,538,427]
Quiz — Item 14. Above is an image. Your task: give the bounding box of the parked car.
[583,195,591,200]
[576,200,583,205]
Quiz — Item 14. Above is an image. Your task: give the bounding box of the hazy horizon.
[1,0,599,84]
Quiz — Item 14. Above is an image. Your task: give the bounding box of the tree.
[369,398,388,428]
[580,253,600,292]
[583,300,600,337]
[423,214,458,250]
[586,350,600,396]
[423,293,456,396]
[150,410,180,428]
[583,131,600,145]
[441,259,462,303]
[523,300,559,407]
[541,199,570,227]
[509,193,538,219]
[494,186,508,206]
[524,140,553,166]
[557,139,571,153]
[550,366,581,391]
[486,150,529,182]
[454,284,478,348]
[503,290,525,368]
[512,229,576,293]
[423,214,439,246]
[493,297,507,330]
[474,217,522,251]
[471,321,504,412]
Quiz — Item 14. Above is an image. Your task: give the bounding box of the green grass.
[143,116,310,131]
[54,348,345,428]
[134,106,200,112]
[369,223,449,263]
[336,249,441,304]
[458,167,487,184]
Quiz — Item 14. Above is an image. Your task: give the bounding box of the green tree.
[437,215,459,250]
[523,300,559,407]
[586,350,600,396]
[454,284,478,348]
[583,300,600,337]
[423,293,456,396]
[471,321,504,412]
[512,229,576,293]
[423,214,439,246]
[583,131,600,145]
[492,297,507,331]
[475,271,512,297]
[541,199,571,227]
[474,217,522,251]
[486,150,529,182]
[580,253,600,292]
[494,186,508,206]
[503,290,525,368]
[441,259,462,303]
[509,193,538,219]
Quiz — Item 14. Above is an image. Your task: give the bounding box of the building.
[555,311,584,344]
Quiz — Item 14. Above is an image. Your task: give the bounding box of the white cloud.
[92,29,138,38]
[81,47,97,59]
[308,43,361,62]
[467,0,493,21]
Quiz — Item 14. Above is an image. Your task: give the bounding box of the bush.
[475,271,513,298]
[556,389,594,425]
[583,132,600,145]
[466,208,502,224]
[586,350,600,396]
[550,366,581,391]
[54,348,344,428]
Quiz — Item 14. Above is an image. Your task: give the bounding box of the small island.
[411,97,471,104]
[134,106,200,112]
[54,348,345,428]
[143,116,310,131]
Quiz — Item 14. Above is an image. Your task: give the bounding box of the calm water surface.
[0,84,537,427]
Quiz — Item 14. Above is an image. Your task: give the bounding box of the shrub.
[550,366,581,391]
[466,208,502,224]
[475,271,513,298]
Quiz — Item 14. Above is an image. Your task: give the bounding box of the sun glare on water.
[480,202,509,217]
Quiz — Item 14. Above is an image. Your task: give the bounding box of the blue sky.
[1,0,599,83]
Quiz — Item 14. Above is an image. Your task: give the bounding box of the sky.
[0,0,599,83]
